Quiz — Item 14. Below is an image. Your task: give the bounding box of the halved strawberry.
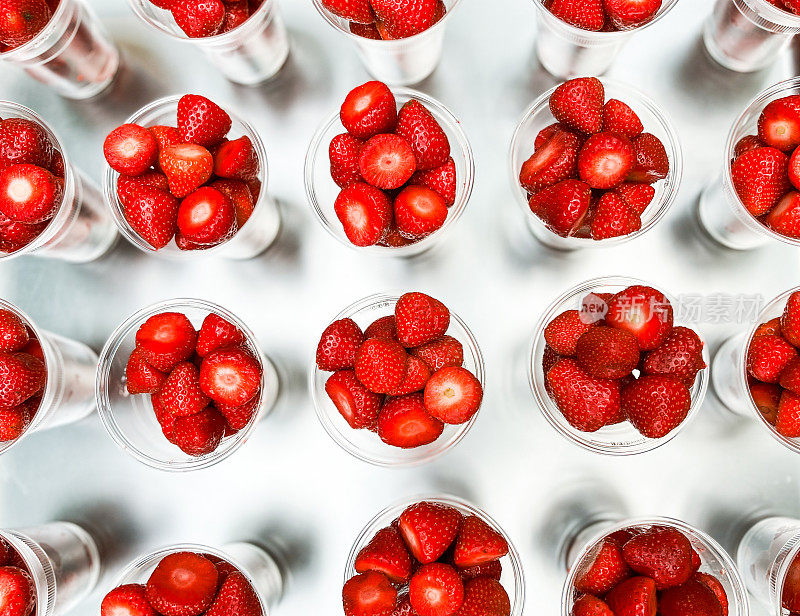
[423,366,482,425]
[747,333,797,383]
[205,572,260,616]
[199,347,261,407]
[117,171,170,207]
[389,356,432,396]
[605,0,661,28]
[776,390,800,437]
[528,179,591,237]
[603,99,643,138]
[395,292,450,347]
[149,125,182,156]
[519,130,580,194]
[394,185,447,239]
[0,566,35,616]
[550,78,605,134]
[213,136,258,181]
[0,118,53,169]
[578,132,635,189]
[621,375,692,438]
[177,94,231,147]
[605,577,657,616]
[146,552,219,616]
[330,133,364,189]
[359,133,417,189]
[355,338,408,394]
[615,182,655,216]
[408,563,463,616]
[365,315,397,340]
[135,312,197,372]
[660,579,724,616]
[104,124,158,176]
[412,335,463,372]
[326,370,381,430]
[627,133,669,183]
[334,181,392,247]
[395,100,450,171]
[177,186,236,245]
[758,95,800,151]
[575,539,631,595]
[101,584,158,616]
[547,358,621,432]
[172,0,225,37]
[410,157,456,206]
[356,526,413,583]
[731,146,790,216]
[343,571,397,616]
[159,143,214,199]
[606,285,673,351]
[0,310,27,352]
[590,191,641,239]
[0,164,62,223]
[576,325,640,379]
[171,406,227,455]
[0,212,47,249]
[124,186,179,249]
[340,81,398,140]
[399,501,462,564]
[321,0,375,23]
[126,347,167,395]
[781,290,800,346]
[378,392,444,448]
[750,381,781,424]
[453,515,508,568]
[196,313,245,357]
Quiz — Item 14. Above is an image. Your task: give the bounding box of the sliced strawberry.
[575,539,631,595]
[104,124,158,176]
[159,143,214,199]
[117,171,170,207]
[359,133,417,189]
[395,292,450,347]
[776,391,800,437]
[365,315,397,340]
[528,179,591,237]
[205,572,261,616]
[394,185,447,239]
[731,146,790,216]
[126,347,167,395]
[578,132,635,189]
[627,133,669,183]
[171,406,227,455]
[575,325,640,379]
[340,81,398,140]
[199,347,261,407]
[547,357,621,432]
[694,573,728,616]
[749,381,781,424]
[371,0,437,38]
[781,290,800,346]
[334,181,392,247]
[159,362,210,417]
[146,552,219,616]
[177,94,231,147]
[603,99,643,138]
[410,157,456,206]
[606,285,673,351]
[747,333,797,383]
[395,100,450,171]
[321,0,375,23]
[177,186,236,246]
[0,118,53,169]
[767,190,800,238]
[0,164,62,223]
[550,78,605,134]
[519,130,580,194]
[196,313,245,357]
[757,95,800,151]
[0,352,45,407]
[615,182,655,216]
[423,366,482,425]
[0,310,27,352]
[590,191,642,239]
[408,563,463,616]
[642,326,705,386]
[355,337,408,394]
[0,566,35,616]
[343,571,397,616]
[356,526,413,583]
[660,579,724,616]
[452,577,510,616]
[399,501,462,564]
[378,392,444,448]
[621,375,692,438]
[101,584,158,616]
[544,310,596,356]
[213,136,258,181]
[604,577,657,616]
[452,515,508,568]
[172,0,225,36]
[412,336,464,372]
[326,369,381,430]
[330,133,364,189]
[135,312,197,372]
[389,356,432,396]
[123,186,179,249]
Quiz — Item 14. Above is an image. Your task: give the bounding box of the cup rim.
[344,493,526,615]
[0,0,72,59]
[308,292,485,468]
[303,86,475,258]
[529,275,710,456]
[101,95,270,259]
[508,78,683,249]
[95,297,268,472]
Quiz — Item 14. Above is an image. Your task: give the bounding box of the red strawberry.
[573,595,613,616]
[150,125,182,156]
[159,362,210,417]
[326,370,381,429]
[172,0,225,36]
[159,143,214,199]
[615,182,655,216]
[349,21,382,39]
[642,326,705,385]
[146,552,219,616]
[604,0,661,28]
[365,316,397,340]
[412,336,463,372]
[378,392,444,448]
[0,566,35,616]
[576,325,640,379]
[783,548,800,610]
[590,191,642,240]
[177,186,236,245]
[627,133,669,183]
[660,580,723,616]
[216,395,259,431]
[730,147,790,216]
[211,179,255,227]
[452,516,508,568]
[519,130,580,194]
[0,164,62,223]
[0,539,8,566]
[395,292,450,347]
[575,539,631,595]
[395,100,450,171]
[152,392,178,442]
[603,99,643,138]
[343,571,397,616]
[399,501,462,564]
[379,227,413,247]
[135,312,197,372]
[408,563,463,616]
[622,526,693,589]
[340,82,398,140]
[776,391,800,437]
[359,133,417,190]
[205,572,260,616]
[101,584,158,616]
[394,185,447,239]
[0,212,46,248]
[126,347,167,395]
[117,171,170,207]
[694,573,728,616]
[321,0,375,23]
[546,358,621,432]
[758,95,800,151]
[389,356,432,396]
[423,366,482,425]
[177,94,231,147]
[781,291,800,346]
[0,352,44,407]
[547,0,605,29]
[578,132,635,189]
[766,190,800,238]
[747,334,797,383]
[356,526,413,583]
[171,406,226,455]
[606,285,673,351]
[199,347,261,407]
[621,375,691,438]
[104,124,158,176]
[330,133,364,188]
[750,381,781,424]
[734,135,764,159]
[788,147,800,189]
[534,123,577,150]
[604,577,656,616]
[529,178,592,237]
[452,578,509,616]
[371,0,437,38]
[410,157,456,206]
[550,78,605,134]
[0,404,32,441]
[196,313,245,357]
[213,136,258,181]
[334,181,392,247]
[123,186,179,249]
[0,0,50,47]
[544,310,596,356]
[0,118,52,169]
[457,560,502,582]
[220,1,250,33]
[0,310,27,352]
[355,338,408,394]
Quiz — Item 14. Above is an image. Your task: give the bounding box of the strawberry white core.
[7,177,34,203]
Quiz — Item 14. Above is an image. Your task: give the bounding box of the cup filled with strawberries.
[305,81,474,257]
[531,276,709,455]
[310,292,484,467]
[103,94,281,260]
[343,496,525,616]
[96,298,280,471]
[510,77,682,250]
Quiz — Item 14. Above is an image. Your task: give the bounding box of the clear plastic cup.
[0,299,98,458]
[712,286,799,453]
[703,0,800,73]
[0,101,118,263]
[0,0,119,100]
[698,78,800,250]
[311,0,463,86]
[530,0,680,79]
[111,542,283,613]
[0,522,101,616]
[529,276,710,455]
[95,298,280,472]
[305,88,474,258]
[345,494,525,614]
[102,95,280,260]
[127,0,289,85]
[562,516,749,616]
[309,293,485,467]
[508,78,683,251]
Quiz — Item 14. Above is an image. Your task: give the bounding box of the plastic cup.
[698,78,800,250]
[102,95,280,260]
[508,78,682,251]
[126,0,289,85]
[530,0,680,79]
[305,87,474,258]
[529,276,710,455]
[309,293,485,467]
[0,522,101,616]
[95,298,280,472]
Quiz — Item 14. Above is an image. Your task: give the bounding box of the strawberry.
[172,406,226,455]
[0,0,50,47]
[606,285,673,351]
[101,584,158,616]
[529,179,592,237]
[321,0,375,23]
[341,82,398,140]
[213,136,258,181]
[215,394,259,431]
[734,135,764,159]
[520,129,581,194]
[149,125,182,156]
[550,78,605,134]
[326,370,381,429]
[452,515,508,568]
[423,366,482,425]
[103,124,158,177]
[0,352,44,407]
[146,552,219,616]
[365,316,397,340]
[0,404,31,441]
[0,118,52,169]
[371,0,437,38]
[177,94,231,146]
[152,390,177,443]
[0,566,35,616]
[747,334,797,383]
[172,0,225,36]
[452,578,510,616]
[159,362,210,417]
[604,0,661,28]
[573,595,613,616]
[350,21,382,39]
[356,526,413,583]
[0,310,27,352]
[334,181,392,246]
[219,1,250,33]
[0,213,46,248]
[781,291,800,346]
[783,550,800,610]
[757,96,800,151]
[603,99,643,138]
[408,563,463,616]
[392,594,417,616]
[621,375,691,438]
[343,571,397,616]
[547,0,605,30]
[199,347,261,407]
[399,501,462,564]
[730,147,790,216]
[117,172,170,207]
[605,577,657,616]
[211,179,255,227]
[750,381,781,424]
[642,326,705,385]
[590,192,642,240]
[355,338,408,394]
[395,100,450,171]
[395,292,450,347]
[660,580,724,616]
[694,573,728,616]
[330,133,364,188]
[135,312,197,372]
[578,132,635,189]
[0,539,8,566]
[457,560,502,582]
[412,336,463,372]
[205,572,260,616]
[627,133,669,183]
[576,325,640,379]
[177,186,236,245]
[410,157,456,206]
[378,392,443,448]
[547,358,621,432]
[359,133,417,190]
[776,391,800,437]
[615,182,655,216]
[766,190,800,237]
[622,526,693,589]
[575,539,631,595]
[394,185,447,239]
[124,186,179,249]
[159,143,214,199]
[0,164,62,223]
[379,227,413,247]
[126,347,167,395]
[544,310,596,356]
[788,147,800,189]
[196,313,244,357]
[389,356,432,396]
